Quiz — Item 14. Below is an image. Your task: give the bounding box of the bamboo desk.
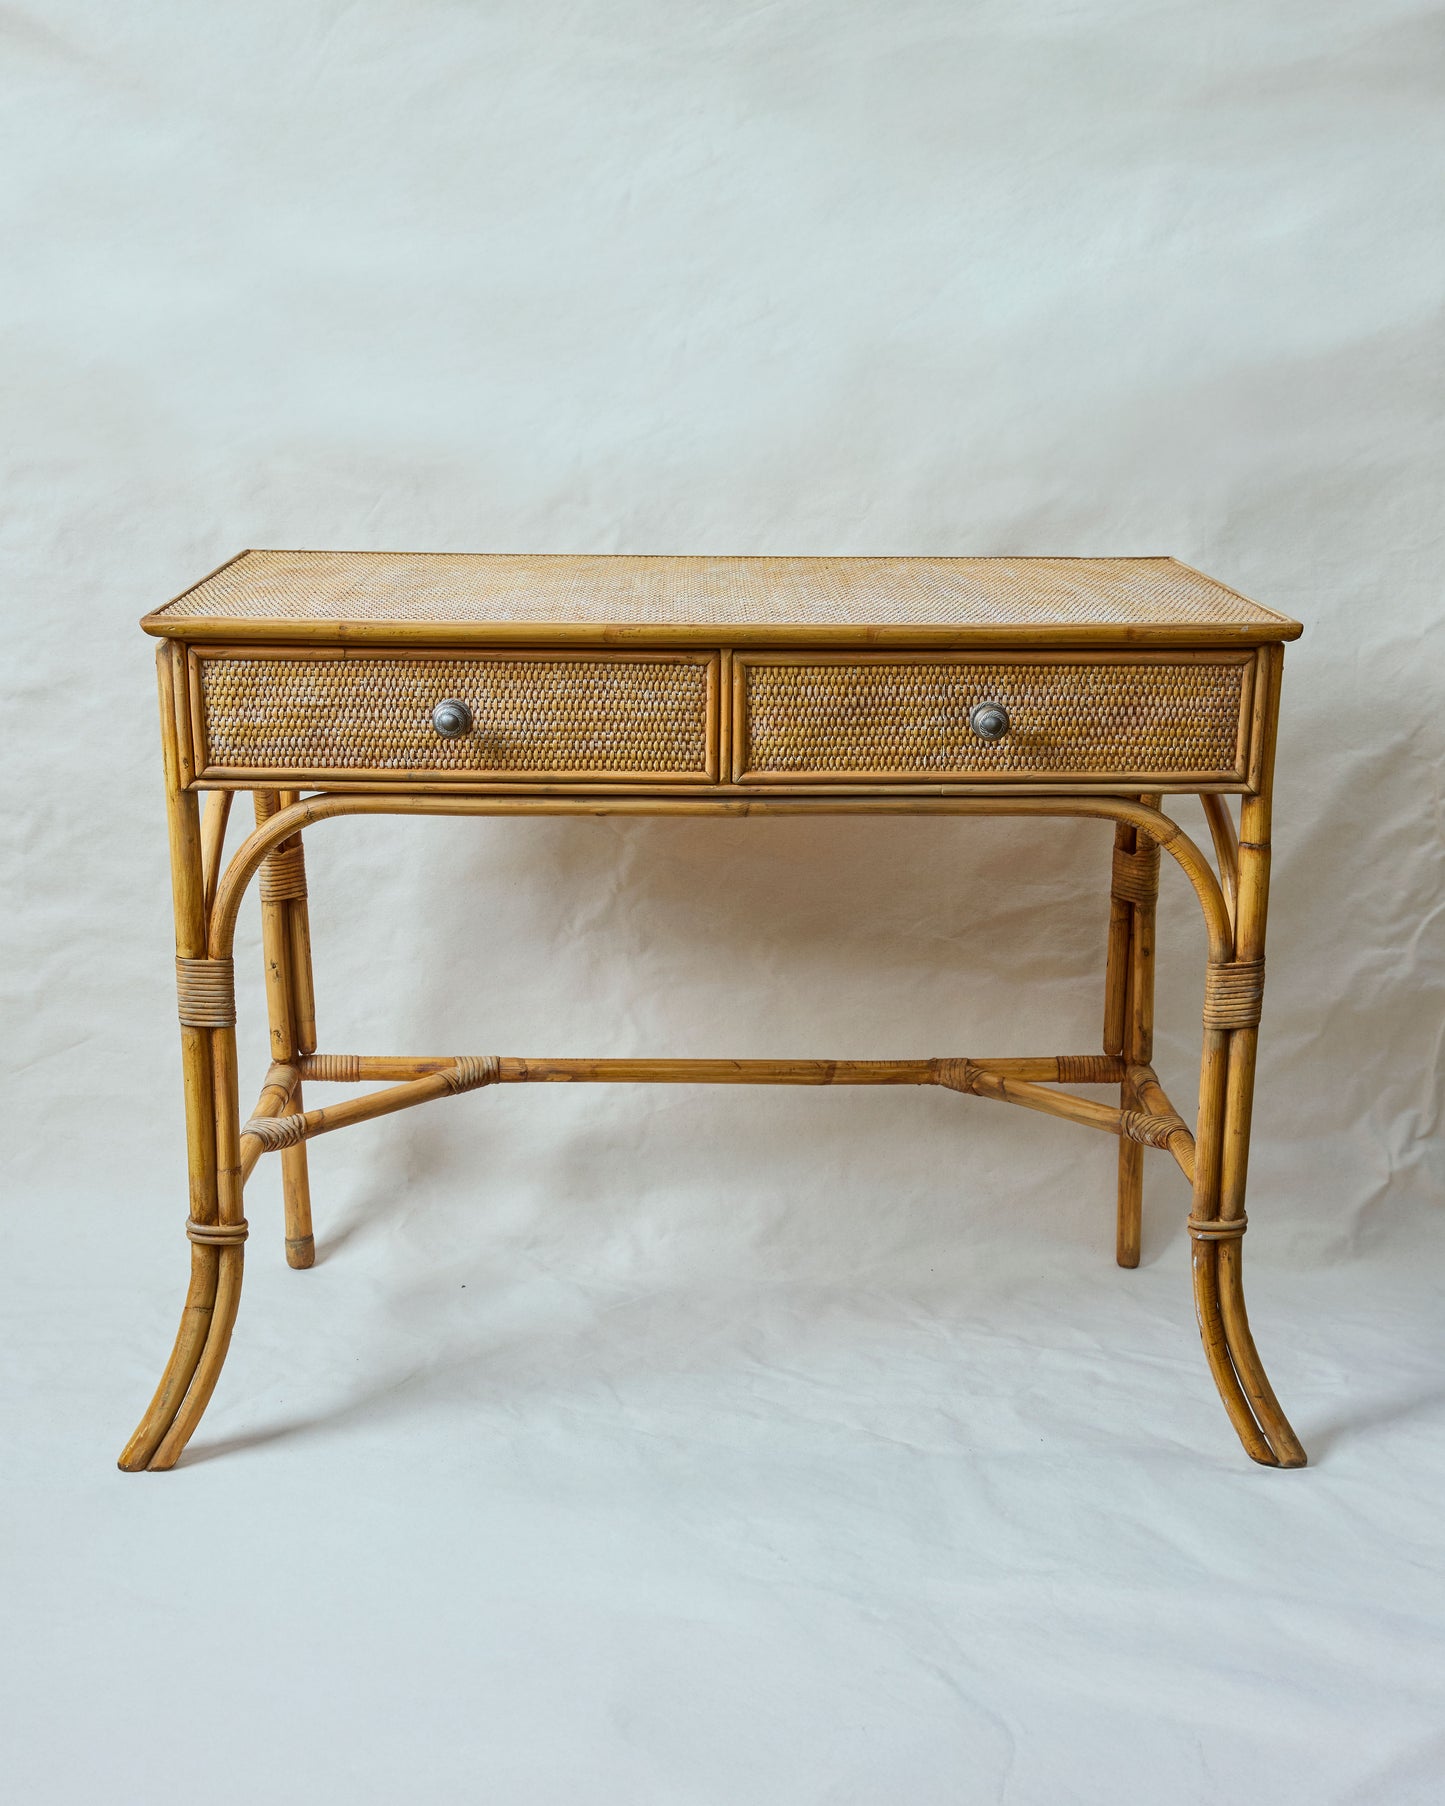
[123,552,1306,1471]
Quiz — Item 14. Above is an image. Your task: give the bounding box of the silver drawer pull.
[431,699,474,739]
[968,702,1010,741]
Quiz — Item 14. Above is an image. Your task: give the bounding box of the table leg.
[1189,792,1307,1467]
[254,792,316,1268]
[120,648,249,1470]
[1105,804,1159,1268]
[1187,650,1306,1467]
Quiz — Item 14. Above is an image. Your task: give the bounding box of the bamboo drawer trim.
[190,648,719,783]
[732,651,1255,785]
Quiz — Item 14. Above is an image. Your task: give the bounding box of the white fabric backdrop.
[3,3,1442,1800]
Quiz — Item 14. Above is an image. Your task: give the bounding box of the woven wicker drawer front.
[195,652,717,781]
[735,654,1253,783]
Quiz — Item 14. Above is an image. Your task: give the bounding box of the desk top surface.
[146,550,1302,647]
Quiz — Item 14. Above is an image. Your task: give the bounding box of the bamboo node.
[175,956,236,1027]
[1186,1212,1248,1241]
[302,1054,362,1083]
[934,1058,982,1095]
[441,1055,501,1094]
[242,1114,307,1150]
[1111,841,1160,907]
[186,1216,249,1246]
[1203,959,1265,1030]
[260,841,308,903]
[1120,1109,1186,1149]
[1057,1054,1123,1084]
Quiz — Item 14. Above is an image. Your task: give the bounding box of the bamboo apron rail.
[122,552,1307,1471]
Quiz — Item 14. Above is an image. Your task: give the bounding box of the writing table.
[122,552,1306,1470]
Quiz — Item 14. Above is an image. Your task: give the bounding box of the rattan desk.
[122,552,1306,1471]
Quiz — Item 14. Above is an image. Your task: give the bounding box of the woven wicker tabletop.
[145,551,1300,645]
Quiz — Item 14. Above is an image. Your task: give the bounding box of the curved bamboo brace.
[1202,793,1239,928]
[199,790,232,918]
[207,793,1236,965]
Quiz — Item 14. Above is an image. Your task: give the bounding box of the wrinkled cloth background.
[2,4,1443,1802]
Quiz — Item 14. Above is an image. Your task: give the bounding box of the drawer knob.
[431,699,474,739]
[968,702,1010,741]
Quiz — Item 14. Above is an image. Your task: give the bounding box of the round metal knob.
[431,698,473,739]
[968,702,1010,741]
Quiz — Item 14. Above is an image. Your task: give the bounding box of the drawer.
[190,649,719,783]
[732,652,1256,785]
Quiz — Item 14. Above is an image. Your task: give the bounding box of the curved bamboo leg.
[118,1239,220,1470]
[149,1250,245,1468]
[148,1023,247,1468]
[1214,1020,1305,1463]
[1212,768,1306,1465]
[1189,1029,1276,1465]
[1190,649,1306,1467]
[120,647,250,1471]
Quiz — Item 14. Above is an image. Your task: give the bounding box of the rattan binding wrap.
[241,1114,307,1150]
[1187,1213,1248,1241]
[176,956,236,1027]
[1056,1054,1126,1084]
[259,842,308,903]
[302,1054,362,1083]
[1120,1110,1186,1149]
[740,660,1246,777]
[157,551,1294,630]
[1203,960,1265,1030]
[1111,841,1161,906]
[186,1216,249,1246]
[199,655,712,776]
[440,1055,501,1093]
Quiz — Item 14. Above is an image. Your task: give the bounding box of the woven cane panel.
[158,551,1293,631]
[198,656,713,776]
[738,659,1247,778]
